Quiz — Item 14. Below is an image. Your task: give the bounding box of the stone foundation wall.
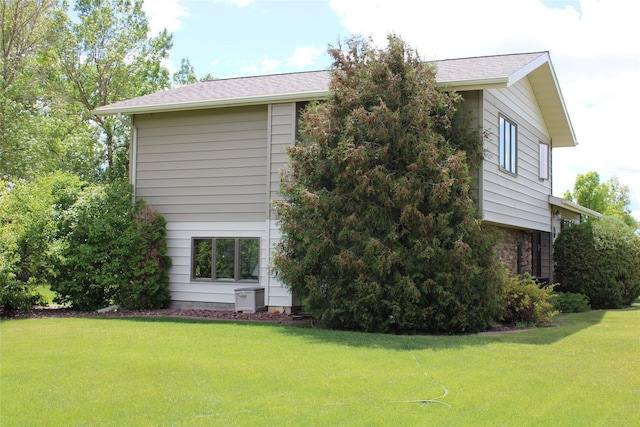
[496,228,532,276]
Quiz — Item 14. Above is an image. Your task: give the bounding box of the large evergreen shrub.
[554,216,640,309]
[273,35,505,334]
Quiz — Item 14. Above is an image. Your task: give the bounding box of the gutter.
[93,90,329,117]
[93,80,514,117]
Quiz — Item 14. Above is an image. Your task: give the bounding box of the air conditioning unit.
[234,287,265,313]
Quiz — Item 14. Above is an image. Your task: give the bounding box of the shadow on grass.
[79,306,627,352]
[270,309,611,352]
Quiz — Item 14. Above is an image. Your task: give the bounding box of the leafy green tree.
[0,0,71,181]
[0,172,84,312]
[200,72,217,82]
[0,172,85,286]
[564,171,638,230]
[57,0,173,181]
[173,58,198,86]
[273,35,505,334]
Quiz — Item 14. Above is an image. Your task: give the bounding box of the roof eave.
[93,89,329,116]
[439,77,508,91]
[549,195,603,218]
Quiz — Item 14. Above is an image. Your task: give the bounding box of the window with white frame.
[499,115,517,174]
[192,238,259,281]
[539,142,549,180]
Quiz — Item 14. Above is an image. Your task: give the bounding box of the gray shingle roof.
[435,51,547,84]
[95,52,548,116]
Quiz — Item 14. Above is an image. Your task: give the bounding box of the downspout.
[130,116,138,204]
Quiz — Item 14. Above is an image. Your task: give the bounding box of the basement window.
[192,238,259,282]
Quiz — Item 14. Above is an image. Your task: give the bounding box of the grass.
[1,305,639,426]
[34,285,56,306]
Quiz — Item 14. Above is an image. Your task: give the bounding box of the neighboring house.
[95,51,600,312]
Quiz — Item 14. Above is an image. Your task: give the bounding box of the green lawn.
[1,306,639,426]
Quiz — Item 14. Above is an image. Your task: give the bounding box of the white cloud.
[328,0,640,222]
[260,56,281,73]
[142,0,189,34]
[239,55,281,75]
[210,0,253,7]
[286,46,325,69]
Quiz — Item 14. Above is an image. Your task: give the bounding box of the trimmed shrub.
[554,216,640,309]
[552,292,591,313]
[502,275,557,326]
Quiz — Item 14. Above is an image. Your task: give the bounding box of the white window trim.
[499,114,518,175]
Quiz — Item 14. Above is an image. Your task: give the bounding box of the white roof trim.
[507,52,549,87]
[549,195,603,218]
[94,90,329,116]
[440,78,508,90]
[544,57,578,146]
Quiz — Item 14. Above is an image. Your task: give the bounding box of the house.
[95,51,601,312]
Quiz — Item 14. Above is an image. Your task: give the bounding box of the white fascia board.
[549,195,603,218]
[543,56,578,146]
[438,78,508,91]
[506,52,549,87]
[93,90,329,116]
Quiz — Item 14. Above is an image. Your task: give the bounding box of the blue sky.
[142,0,639,221]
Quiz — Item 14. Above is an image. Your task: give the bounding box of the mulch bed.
[1,306,313,326]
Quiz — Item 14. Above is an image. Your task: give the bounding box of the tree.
[273,35,505,334]
[0,172,85,312]
[564,171,638,230]
[173,57,197,86]
[0,172,85,287]
[0,0,70,181]
[57,0,173,181]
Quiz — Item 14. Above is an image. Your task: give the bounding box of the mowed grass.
[1,305,639,426]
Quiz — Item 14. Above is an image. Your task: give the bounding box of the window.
[539,142,549,180]
[192,238,259,281]
[499,115,517,174]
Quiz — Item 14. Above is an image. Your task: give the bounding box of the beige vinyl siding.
[268,102,296,219]
[265,103,297,307]
[481,78,553,231]
[134,105,268,223]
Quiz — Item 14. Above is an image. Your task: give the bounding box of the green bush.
[0,270,45,314]
[116,204,171,310]
[52,181,171,311]
[502,275,557,326]
[552,292,591,313]
[1,175,171,312]
[554,216,640,309]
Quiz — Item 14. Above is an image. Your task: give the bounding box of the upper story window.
[499,115,517,174]
[192,237,259,282]
[539,142,549,180]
